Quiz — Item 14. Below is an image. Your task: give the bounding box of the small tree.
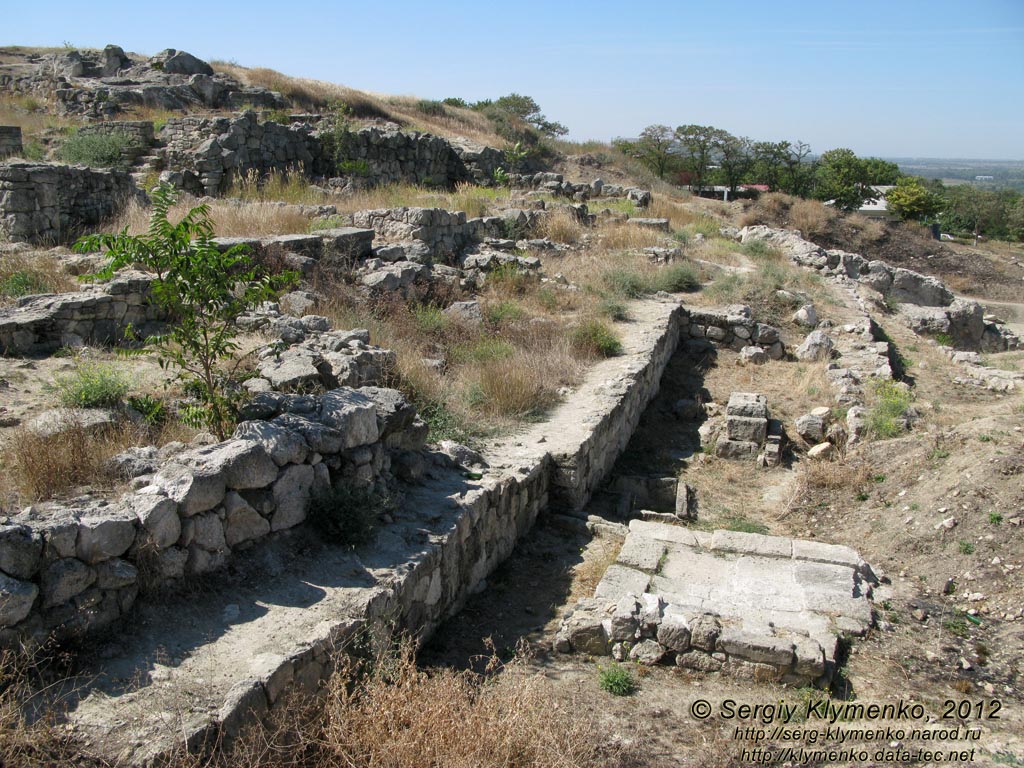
[75,185,294,438]
[614,124,678,180]
[885,177,943,221]
[814,148,873,211]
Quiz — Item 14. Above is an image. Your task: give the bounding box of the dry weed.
[537,208,583,244]
[0,251,76,306]
[4,418,178,502]
[110,196,312,238]
[597,222,665,251]
[789,198,837,239]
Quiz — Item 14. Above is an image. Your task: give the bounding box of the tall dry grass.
[0,251,76,306]
[3,416,195,503]
[109,196,313,238]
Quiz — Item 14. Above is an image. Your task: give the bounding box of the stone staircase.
[129,141,167,188]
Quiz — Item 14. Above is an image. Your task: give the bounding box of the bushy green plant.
[56,131,133,168]
[442,96,468,108]
[52,361,129,409]
[571,320,623,358]
[75,184,294,438]
[128,393,169,427]
[308,484,392,547]
[866,380,914,439]
[0,271,50,298]
[485,300,527,326]
[597,663,636,696]
[598,298,630,321]
[453,338,515,364]
[416,99,447,117]
[412,304,449,336]
[651,263,700,293]
[602,269,649,299]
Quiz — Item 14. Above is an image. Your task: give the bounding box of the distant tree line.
[614,123,1024,241]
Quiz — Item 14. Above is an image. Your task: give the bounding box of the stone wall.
[154,113,511,197]
[350,207,506,262]
[0,231,375,354]
[0,384,427,647]
[0,161,139,244]
[159,112,320,196]
[738,225,1020,352]
[0,271,158,354]
[0,126,23,158]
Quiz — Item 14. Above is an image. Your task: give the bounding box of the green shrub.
[651,263,700,293]
[602,269,649,299]
[0,271,50,298]
[52,361,129,409]
[412,305,449,336]
[75,184,294,438]
[128,394,169,427]
[453,338,516,364]
[958,540,975,555]
[485,300,527,326]
[989,512,1003,525]
[866,380,913,439]
[56,131,133,168]
[487,264,533,295]
[416,99,447,117]
[21,139,46,161]
[739,239,780,259]
[571,320,623,358]
[598,298,630,321]
[597,663,636,696]
[935,332,954,347]
[308,484,392,547]
[442,97,468,108]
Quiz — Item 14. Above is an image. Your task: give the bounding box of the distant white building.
[975,175,994,181]
[858,185,896,219]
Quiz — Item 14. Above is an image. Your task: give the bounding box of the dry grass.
[0,649,86,768]
[596,222,665,252]
[0,251,77,306]
[3,416,194,503]
[227,168,329,206]
[315,273,604,440]
[537,208,583,245]
[208,62,503,146]
[109,196,313,238]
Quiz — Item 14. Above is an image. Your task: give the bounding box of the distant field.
[889,157,1024,192]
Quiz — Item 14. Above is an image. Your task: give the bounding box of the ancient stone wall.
[0,230,375,353]
[0,271,158,354]
[0,161,139,244]
[0,384,427,646]
[0,126,23,158]
[738,225,1020,352]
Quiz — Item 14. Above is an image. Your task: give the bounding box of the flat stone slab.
[558,520,875,685]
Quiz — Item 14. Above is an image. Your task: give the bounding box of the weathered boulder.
[0,574,37,628]
[795,330,835,362]
[0,525,43,580]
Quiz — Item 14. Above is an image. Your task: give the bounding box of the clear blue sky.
[8,0,1023,159]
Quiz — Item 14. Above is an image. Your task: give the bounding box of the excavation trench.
[53,298,691,764]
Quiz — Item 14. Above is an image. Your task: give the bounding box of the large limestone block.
[271,464,314,531]
[234,420,309,466]
[319,389,379,448]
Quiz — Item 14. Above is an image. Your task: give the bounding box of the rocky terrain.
[1,43,1023,768]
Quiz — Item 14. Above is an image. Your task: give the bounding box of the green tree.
[862,157,902,185]
[674,124,730,193]
[1007,196,1024,241]
[613,124,678,180]
[488,93,568,137]
[781,141,816,197]
[940,186,1007,244]
[716,134,753,193]
[885,177,943,221]
[751,140,790,192]
[814,147,873,211]
[74,185,295,438]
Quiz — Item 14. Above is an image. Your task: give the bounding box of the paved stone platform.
[555,520,876,685]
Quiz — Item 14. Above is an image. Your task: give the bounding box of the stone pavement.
[556,520,876,686]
